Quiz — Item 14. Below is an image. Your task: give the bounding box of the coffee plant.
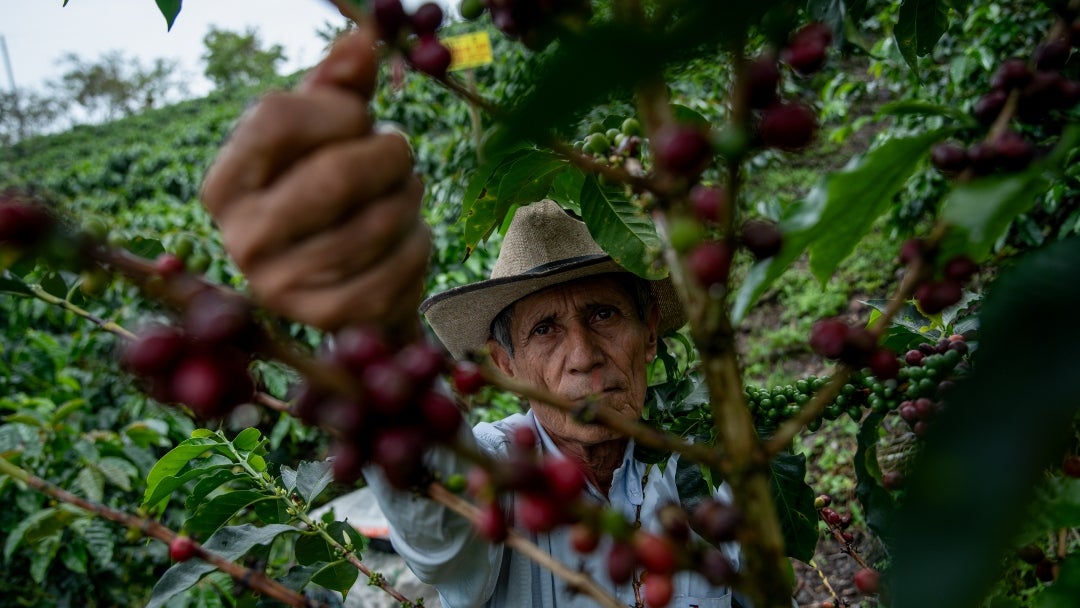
[2,0,1080,607]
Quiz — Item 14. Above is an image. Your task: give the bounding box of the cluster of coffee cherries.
[291,325,473,489]
[1017,543,1065,584]
[894,336,968,437]
[900,238,979,315]
[810,318,900,381]
[816,494,883,596]
[373,0,453,78]
[743,22,832,151]
[579,117,645,170]
[931,22,1080,176]
[463,427,738,607]
[121,288,258,419]
[457,0,592,50]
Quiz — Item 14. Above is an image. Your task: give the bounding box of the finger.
[201,89,373,216]
[219,132,415,267]
[300,25,380,97]
[262,221,432,331]
[245,176,423,294]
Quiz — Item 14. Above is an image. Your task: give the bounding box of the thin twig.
[27,283,136,340]
[0,458,322,608]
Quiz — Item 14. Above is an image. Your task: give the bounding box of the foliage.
[50,50,188,122]
[201,26,288,91]
[0,89,67,147]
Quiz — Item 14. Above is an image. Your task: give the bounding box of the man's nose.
[564,322,604,374]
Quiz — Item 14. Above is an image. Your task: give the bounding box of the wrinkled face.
[488,275,659,447]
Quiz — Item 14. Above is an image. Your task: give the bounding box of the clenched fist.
[201,27,429,333]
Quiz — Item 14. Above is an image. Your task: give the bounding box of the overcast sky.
[0,0,452,97]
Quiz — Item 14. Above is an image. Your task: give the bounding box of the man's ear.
[487,338,514,377]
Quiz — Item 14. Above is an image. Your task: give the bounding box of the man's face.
[489,275,659,447]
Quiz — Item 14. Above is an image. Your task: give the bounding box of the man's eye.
[532,324,551,336]
[594,308,615,321]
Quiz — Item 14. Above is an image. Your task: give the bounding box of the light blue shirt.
[366,411,741,608]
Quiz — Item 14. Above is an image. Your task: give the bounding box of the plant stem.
[27,283,135,340]
[0,457,322,608]
[427,483,625,608]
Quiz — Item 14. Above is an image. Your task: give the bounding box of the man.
[203,28,743,608]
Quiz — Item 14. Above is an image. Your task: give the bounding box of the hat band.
[520,254,608,276]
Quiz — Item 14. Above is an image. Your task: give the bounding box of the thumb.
[300,23,380,97]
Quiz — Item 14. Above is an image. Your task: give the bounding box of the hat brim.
[420,255,687,360]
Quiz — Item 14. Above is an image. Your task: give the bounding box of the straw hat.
[420,200,686,360]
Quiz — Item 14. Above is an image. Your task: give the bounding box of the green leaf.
[97,456,137,491]
[280,464,298,495]
[60,542,88,575]
[888,236,1080,608]
[294,460,334,506]
[876,100,973,124]
[143,436,225,506]
[3,506,80,560]
[460,147,530,252]
[143,455,232,514]
[769,452,817,562]
[123,419,169,448]
[940,170,1049,262]
[75,467,105,503]
[83,518,115,568]
[147,524,297,608]
[232,427,261,452]
[310,559,359,597]
[186,468,240,510]
[186,490,270,538]
[124,236,165,260]
[853,412,899,540]
[1027,477,1080,533]
[580,177,665,280]
[894,0,949,73]
[734,130,949,321]
[463,148,565,251]
[49,398,86,424]
[0,274,33,297]
[155,0,182,31]
[294,533,333,566]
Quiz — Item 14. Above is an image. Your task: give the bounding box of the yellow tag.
[444,31,494,71]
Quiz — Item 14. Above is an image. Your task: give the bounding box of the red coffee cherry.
[633,531,677,575]
[1034,39,1070,71]
[943,255,978,283]
[915,280,962,315]
[570,522,601,553]
[782,22,832,76]
[122,324,185,377]
[881,470,905,491]
[689,184,727,224]
[740,220,783,260]
[973,89,1007,125]
[990,58,1032,91]
[0,199,56,249]
[868,347,900,380]
[182,290,255,347]
[362,360,412,416]
[452,361,487,394]
[930,143,969,175]
[692,499,742,544]
[474,501,508,542]
[334,325,389,372]
[332,441,368,484]
[396,341,447,384]
[154,253,186,277]
[698,546,735,585]
[994,130,1035,171]
[373,0,409,40]
[372,426,427,489]
[904,349,924,366]
[643,572,675,607]
[1017,543,1046,564]
[1063,455,1080,478]
[656,502,691,542]
[541,457,586,502]
[419,390,462,442]
[744,55,780,108]
[410,36,452,79]
[898,238,926,265]
[841,326,876,367]
[169,536,197,562]
[687,240,733,287]
[171,351,253,418]
[651,123,713,176]
[411,2,444,35]
[606,541,637,584]
[758,102,817,151]
[1035,559,1056,583]
[853,568,880,594]
[810,318,849,360]
[515,492,563,533]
